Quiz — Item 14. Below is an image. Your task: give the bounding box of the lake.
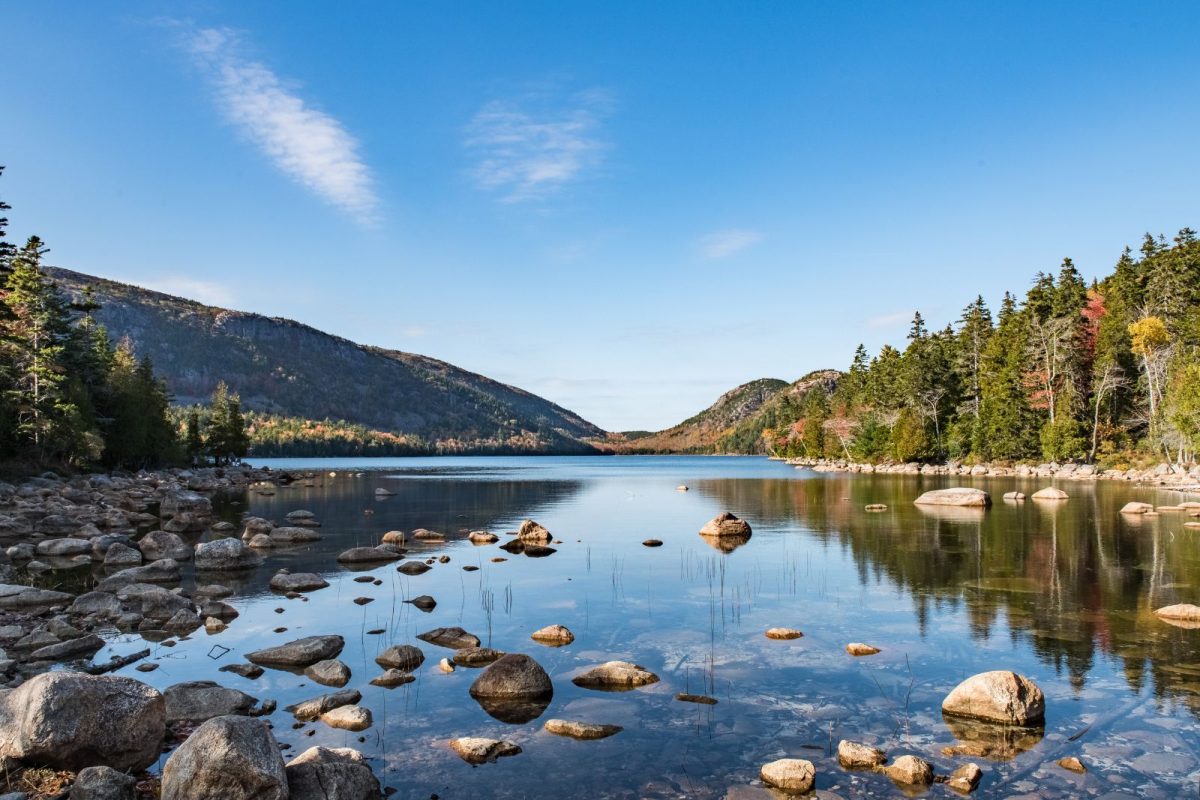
[96,455,1200,798]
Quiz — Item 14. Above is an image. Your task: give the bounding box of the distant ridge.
[47,268,604,454]
[601,372,840,453]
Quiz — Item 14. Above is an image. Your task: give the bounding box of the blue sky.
[3,2,1199,431]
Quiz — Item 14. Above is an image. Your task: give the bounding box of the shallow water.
[93,456,1200,798]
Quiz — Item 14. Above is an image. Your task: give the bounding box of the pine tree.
[185,407,204,465]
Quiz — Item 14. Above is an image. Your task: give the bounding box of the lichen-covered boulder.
[160,715,287,800]
[0,671,164,771]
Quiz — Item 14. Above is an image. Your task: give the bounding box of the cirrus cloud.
[699,229,763,259]
[179,25,378,224]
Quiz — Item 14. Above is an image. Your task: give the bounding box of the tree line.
[765,230,1200,466]
[0,167,247,470]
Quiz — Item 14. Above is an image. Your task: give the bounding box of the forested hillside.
[763,231,1200,466]
[47,269,605,455]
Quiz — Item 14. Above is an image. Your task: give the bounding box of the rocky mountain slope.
[604,378,790,453]
[48,268,604,454]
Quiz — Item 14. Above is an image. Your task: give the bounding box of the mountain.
[603,377,790,453]
[603,371,839,454]
[47,268,604,454]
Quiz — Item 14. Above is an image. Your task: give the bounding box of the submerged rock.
[837,740,886,769]
[370,669,414,687]
[0,671,165,771]
[759,758,815,793]
[544,719,623,740]
[1002,491,1026,501]
[942,670,1045,725]
[287,689,362,721]
[247,635,345,667]
[1057,756,1086,773]
[453,647,506,667]
[160,715,287,800]
[450,737,521,765]
[286,746,382,800]
[418,626,480,650]
[675,693,717,705]
[572,661,660,690]
[914,488,991,507]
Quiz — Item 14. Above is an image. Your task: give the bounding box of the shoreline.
[783,457,1200,491]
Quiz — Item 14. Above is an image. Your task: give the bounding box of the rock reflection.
[471,693,552,724]
[941,714,1045,761]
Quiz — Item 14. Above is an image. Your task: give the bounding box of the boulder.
[517,519,553,544]
[450,737,521,765]
[269,570,329,592]
[914,488,991,507]
[69,591,123,619]
[36,537,92,557]
[765,627,803,640]
[846,642,881,656]
[70,765,137,800]
[698,512,752,538]
[1121,501,1155,514]
[164,680,259,724]
[370,669,414,688]
[1154,604,1200,626]
[396,561,431,575]
[286,746,382,800]
[0,671,164,771]
[160,715,287,800]
[0,584,74,609]
[1031,487,1069,501]
[305,659,351,687]
[375,644,424,671]
[837,740,886,769]
[884,755,934,786]
[453,647,506,667]
[942,670,1045,725]
[247,635,345,668]
[337,547,402,564]
[947,762,983,793]
[417,626,480,650]
[97,559,181,588]
[1002,491,1026,501]
[543,719,623,740]
[29,633,105,662]
[269,527,322,545]
[137,531,191,561]
[320,705,371,731]
[572,661,660,690]
[530,624,574,646]
[287,690,362,722]
[411,528,444,541]
[468,531,498,544]
[195,538,261,571]
[103,543,142,566]
[470,654,553,700]
[759,758,815,793]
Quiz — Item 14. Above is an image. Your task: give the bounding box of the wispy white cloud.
[179,25,378,223]
[465,89,613,202]
[866,310,912,329]
[699,229,763,259]
[124,275,236,307]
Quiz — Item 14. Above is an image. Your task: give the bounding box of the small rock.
[370,669,414,687]
[375,644,425,671]
[698,512,752,538]
[396,561,431,575]
[864,504,887,511]
[246,635,345,668]
[846,642,880,656]
[759,758,815,793]
[675,693,717,705]
[642,539,663,547]
[406,595,436,611]
[438,657,455,673]
[71,764,138,800]
[418,626,480,649]
[884,754,934,786]
[304,659,351,687]
[453,647,505,667]
[572,661,659,690]
[531,624,574,646]
[320,705,372,731]
[544,719,623,740]
[837,739,886,769]
[1057,756,1086,773]
[765,627,803,640]
[450,737,521,765]
[947,762,983,793]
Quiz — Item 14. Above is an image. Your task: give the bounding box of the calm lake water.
[94,456,1200,798]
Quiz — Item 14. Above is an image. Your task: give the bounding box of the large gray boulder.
[137,530,192,561]
[195,538,262,571]
[0,671,164,771]
[914,488,992,508]
[247,635,345,667]
[159,490,212,532]
[164,680,260,724]
[286,746,382,800]
[417,626,480,650]
[96,559,181,589]
[36,537,92,557]
[469,654,553,722]
[0,584,74,609]
[269,570,329,592]
[160,715,287,800]
[269,527,322,545]
[698,512,752,538]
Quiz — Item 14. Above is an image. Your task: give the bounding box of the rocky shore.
[786,457,1200,490]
